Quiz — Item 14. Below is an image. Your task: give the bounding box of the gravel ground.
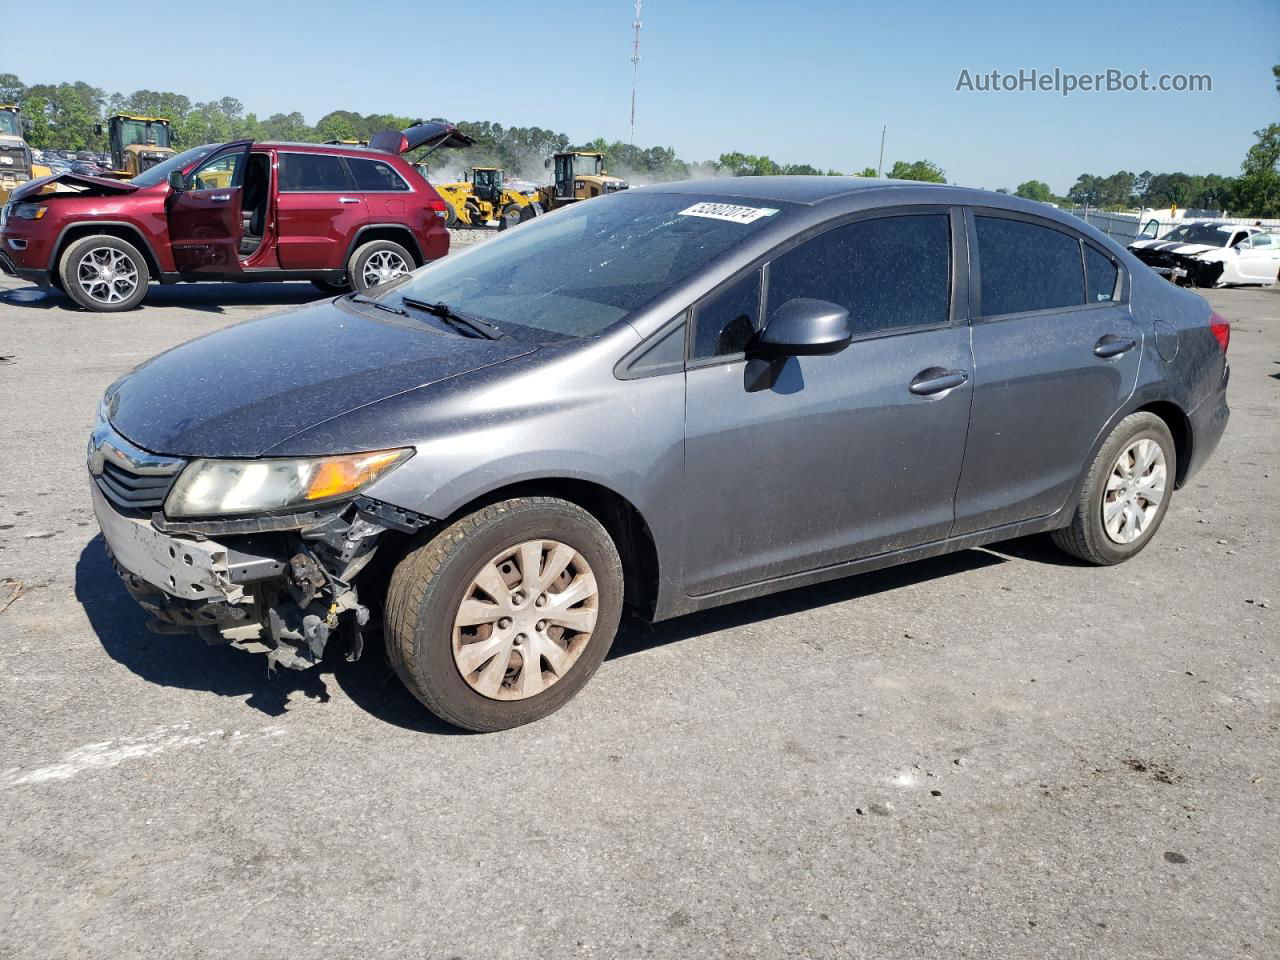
[0,257,1275,959]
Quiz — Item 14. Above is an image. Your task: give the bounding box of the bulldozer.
[535,152,628,211]
[0,105,52,203]
[432,167,536,229]
[97,114,176,178]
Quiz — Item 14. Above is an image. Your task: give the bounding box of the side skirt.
[656,510,1068,621]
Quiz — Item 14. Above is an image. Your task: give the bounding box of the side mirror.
[93,123,103,137]
[544,158,552,170]
[167,170,185,192]
[750,298,852,359]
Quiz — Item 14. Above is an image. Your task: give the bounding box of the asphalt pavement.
[0,263,1275,960]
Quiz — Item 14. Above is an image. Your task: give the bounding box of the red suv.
[0,123,468,311]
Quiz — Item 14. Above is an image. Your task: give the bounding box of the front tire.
[59,235,150,312]
[310,278,350,296]
[347,239,413,293]
[385,497,624,732]
[1051,412,1176,565]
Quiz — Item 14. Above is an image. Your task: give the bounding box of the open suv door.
[166,141,252,274]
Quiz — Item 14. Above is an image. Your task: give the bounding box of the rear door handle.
[338,196,361,204]
[909,368,969,395]
[1094,334,1137,358]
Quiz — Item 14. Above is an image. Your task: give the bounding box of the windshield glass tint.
[391,192,784,339]
[130,144,220,187]
[121,121,171,149]
[0,112,19,137]
[1163,224,1232,245]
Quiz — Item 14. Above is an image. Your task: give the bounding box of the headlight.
[164,448,413,518]
[12,203,47,220]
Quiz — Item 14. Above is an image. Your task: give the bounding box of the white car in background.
[1128,221,1280,287]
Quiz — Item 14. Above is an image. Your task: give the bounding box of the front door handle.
[1094,334,1137,358]
[338,196,361,204]
[210,194,231,202]
[909,368,969,395]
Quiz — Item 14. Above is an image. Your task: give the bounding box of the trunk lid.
[108,299,536,458]
[369,121,475,158]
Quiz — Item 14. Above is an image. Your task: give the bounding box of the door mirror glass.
[752,298,852,359]
[167,169,185,192]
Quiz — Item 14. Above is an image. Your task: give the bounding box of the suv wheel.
[385,497,624,732]
[59,235,150,312]
[348,239,413,292]
[1051,412,1176,565]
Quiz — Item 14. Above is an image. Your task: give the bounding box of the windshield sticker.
[678,202,779,224]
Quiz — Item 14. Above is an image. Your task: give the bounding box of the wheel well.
[1136,400,1192,487]
[55,224,161,280]
[352,226,424,267]
[445,480,662,620]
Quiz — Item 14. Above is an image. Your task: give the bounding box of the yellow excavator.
[0,105,52,203]
[432,167,536,229]
[97,114,176,178]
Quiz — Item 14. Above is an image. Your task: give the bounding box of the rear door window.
[975,215,1084,316]
[348,156,410,192]
[1084,246,1119,303]
[766,213,952,336]
[279,152,354,192]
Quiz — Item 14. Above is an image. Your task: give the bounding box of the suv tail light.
[425,195,448,219]
[1209,311,1230,353]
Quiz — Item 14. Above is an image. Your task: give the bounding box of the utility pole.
[877,125,886,178]
[630,0,643,145]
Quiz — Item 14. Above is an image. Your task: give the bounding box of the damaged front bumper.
[90,478,434,671]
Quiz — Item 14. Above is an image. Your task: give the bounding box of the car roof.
[258,141,400,157]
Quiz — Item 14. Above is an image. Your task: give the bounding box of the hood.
[108,299,536,458]
[8,171,138,201]
[369,121,475,158]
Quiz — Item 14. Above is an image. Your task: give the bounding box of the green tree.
[1233,122,1280,218]
[1015,180,1052,201]
[20,94,50,148]
[856,166,878,177]
[886,159,945,182]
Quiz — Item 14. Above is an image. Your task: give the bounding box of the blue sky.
[11,0,1278,193]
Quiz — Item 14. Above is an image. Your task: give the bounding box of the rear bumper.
[1183,371,1229,483]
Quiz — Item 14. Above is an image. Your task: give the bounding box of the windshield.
[0,111,19,137]
[130,144,220,186]
[386,192,785,340]
[1162,223,1233,246]
[121,120,171,149]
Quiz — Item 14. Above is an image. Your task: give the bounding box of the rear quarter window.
[348,157,410,192]
[975,215,1085,316]
[1084,246,1119,303]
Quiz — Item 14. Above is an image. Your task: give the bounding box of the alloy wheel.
[452,539,599,700]
[362,250,409,287]
[1102,438,1167,544]
[77,247,139,305]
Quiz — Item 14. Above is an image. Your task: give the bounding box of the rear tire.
[385,497,624,732]
[347,239,413,292]
[59,235,150,312]
[498,203,523,231]
[1051,412,1176,565]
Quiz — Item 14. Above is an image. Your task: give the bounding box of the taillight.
[425,195,447,219]
[1209,312,1230,353]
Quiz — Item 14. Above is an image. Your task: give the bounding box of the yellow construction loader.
[97,115,176,178]
[500,152,629,228]
[0,105,52,203]
[432,167,536,229]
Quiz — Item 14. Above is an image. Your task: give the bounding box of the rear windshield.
[1159,223,1233,246]
[386,192,786,340]
[130,144,221,187]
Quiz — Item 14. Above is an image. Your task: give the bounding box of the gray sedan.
[89,178,1230,731]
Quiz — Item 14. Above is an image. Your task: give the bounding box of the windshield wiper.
[401,297,508,340]
[346,293,409,317]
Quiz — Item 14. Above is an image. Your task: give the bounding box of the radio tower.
[629,0,643,144]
